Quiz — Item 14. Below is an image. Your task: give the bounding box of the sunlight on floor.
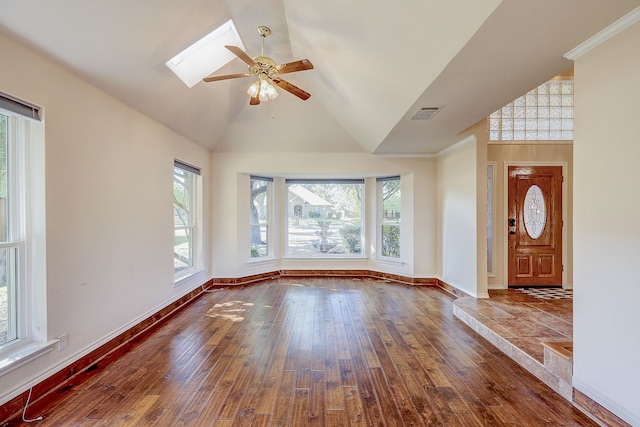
[205,300,254,322]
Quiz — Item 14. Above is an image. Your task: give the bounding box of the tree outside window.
[250,176,271,258]
[173,160,200,278]
[379,177,401,258]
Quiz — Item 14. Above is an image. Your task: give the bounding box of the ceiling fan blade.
[276,59,314,74]
[271,77,311,100]
[203,73,252,82]
[225,45,256,66]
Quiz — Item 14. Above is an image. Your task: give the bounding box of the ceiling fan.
[202,26,314,105]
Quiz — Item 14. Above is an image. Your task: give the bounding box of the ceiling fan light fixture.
[247,80,260,98]
[247,77,278,101]
[204,25,312,104]
[260,79,278,100]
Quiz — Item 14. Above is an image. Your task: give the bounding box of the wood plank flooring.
[17,278,595,426]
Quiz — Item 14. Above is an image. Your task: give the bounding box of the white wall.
[573,20,640,425]
[0,32,212,404]
[437,136,487,298]
[210,153,436,279]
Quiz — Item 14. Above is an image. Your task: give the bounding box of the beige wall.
[573,19,640,425]
[436,136,488,297]
[0,32,212,404]
[487,143,573,288]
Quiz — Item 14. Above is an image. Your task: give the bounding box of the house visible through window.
[489,77,574,141]
[378,176,401,259]
[250,176,272,258]
[286,179,364,258]
[173,160,201,281]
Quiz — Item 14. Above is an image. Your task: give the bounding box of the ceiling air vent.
[411,106,442,120]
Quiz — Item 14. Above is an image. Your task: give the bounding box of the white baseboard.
[572,378,640,426]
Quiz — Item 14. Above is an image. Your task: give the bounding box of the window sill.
[0,340,58,377]
[174,268,206,287]
[374,257,405,266]
[283,255,368,261]
[247,257,276,265]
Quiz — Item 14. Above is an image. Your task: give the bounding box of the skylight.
[166,19,244,88]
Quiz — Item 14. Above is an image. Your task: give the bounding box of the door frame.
[502,161,568,289]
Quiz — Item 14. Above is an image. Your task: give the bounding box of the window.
[173,160,201,281]
[286,179,364,257]
[489,78,574,141]
[0,91,47,368]
[0,113,15,348]
[487,163,495,275]
[378,177,401,259]
[250,176,272,258]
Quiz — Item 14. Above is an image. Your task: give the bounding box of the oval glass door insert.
[524,184,546,239]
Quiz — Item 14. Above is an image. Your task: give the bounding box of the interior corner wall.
[436,137,481,297]
[475,136,488,298]
[209,152,436,279]
[0,32,212,405]
[572,20,640,425]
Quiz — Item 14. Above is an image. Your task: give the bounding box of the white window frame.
[249,176,273,260]
[377,176,401,260]
[0,97,50,377]
[173,160,202,284]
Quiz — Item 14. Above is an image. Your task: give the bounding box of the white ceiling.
[1,0,638,155]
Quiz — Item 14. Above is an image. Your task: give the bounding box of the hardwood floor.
[17,278,595,426]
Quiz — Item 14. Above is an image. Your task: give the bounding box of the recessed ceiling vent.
[411,106,442,120]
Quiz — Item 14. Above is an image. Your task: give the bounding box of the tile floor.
[452,288,574,399]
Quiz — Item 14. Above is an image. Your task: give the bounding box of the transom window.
[489,78,574,141]
[286,179,364,258]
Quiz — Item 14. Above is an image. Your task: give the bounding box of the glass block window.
[489,79,573,141]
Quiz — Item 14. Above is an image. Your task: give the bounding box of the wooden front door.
[508,166,562,287]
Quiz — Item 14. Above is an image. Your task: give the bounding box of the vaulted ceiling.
[1,0,638,154]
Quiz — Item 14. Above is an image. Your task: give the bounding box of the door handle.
[509,218,516,227]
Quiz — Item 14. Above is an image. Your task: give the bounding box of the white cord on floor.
[22,386,43,423]
[202,284,224,293]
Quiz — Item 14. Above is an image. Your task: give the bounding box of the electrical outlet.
[57,333,68,351]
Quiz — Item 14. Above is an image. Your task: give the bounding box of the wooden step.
[543,341,573,384]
